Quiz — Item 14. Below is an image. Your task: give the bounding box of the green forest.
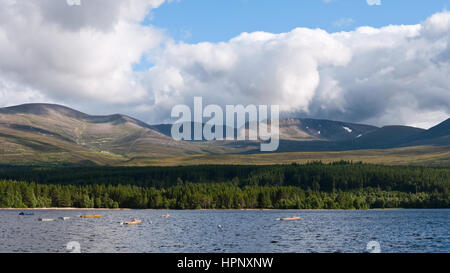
[0,162,448,209]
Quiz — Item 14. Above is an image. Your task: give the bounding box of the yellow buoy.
[280,217,301,221]
[123,219,142,225]
[80,215,102,218]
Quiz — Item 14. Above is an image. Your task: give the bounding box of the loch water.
[0,209,448,253]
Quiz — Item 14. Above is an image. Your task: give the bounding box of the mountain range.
[0,103,448,165]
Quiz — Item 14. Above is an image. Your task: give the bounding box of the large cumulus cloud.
[0,1,449,128]
[143,28,352,116]
[143,12,450,127]
[0,0,167,113]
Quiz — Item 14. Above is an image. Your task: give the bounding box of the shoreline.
[0,207,444,211]
[0,208,131,211]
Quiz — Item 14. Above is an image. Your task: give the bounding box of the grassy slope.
[0,106,254,164]
[1,119,448,167]
[125,145,450,167]
[0,128,127,165]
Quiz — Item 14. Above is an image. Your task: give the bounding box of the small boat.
[122,219,142,225]
[279,217,301,221]
[19,212,34,216]
[80,215,102,218]
[39,218,54,222]
[162,214,170,218]
[59,217,71,221]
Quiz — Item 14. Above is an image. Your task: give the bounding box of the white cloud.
[138,28,352,124]
[0,0,168,108]
[367,0,382,6]
[0,2,448,129]
[141,12,450,127]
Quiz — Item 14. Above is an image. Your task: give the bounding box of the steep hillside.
[0,104,249,165]
[280,118,378,142]
[349,125,426,149]
[399,119,450,146]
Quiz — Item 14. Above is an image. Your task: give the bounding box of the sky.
[0,0,449,129]
[151,0,450,43]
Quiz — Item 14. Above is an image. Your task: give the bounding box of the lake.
[0,209,448,253]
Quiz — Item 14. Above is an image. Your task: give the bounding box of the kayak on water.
[39,218,54,222]
[19,212,34,215]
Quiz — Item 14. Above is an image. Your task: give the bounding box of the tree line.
[0,161,448,193]
[0,161,448,209]
[0,179,447,209]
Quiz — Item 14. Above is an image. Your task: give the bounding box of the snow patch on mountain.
[343,126,352,133]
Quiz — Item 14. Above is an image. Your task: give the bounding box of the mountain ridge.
[0,103,448,165]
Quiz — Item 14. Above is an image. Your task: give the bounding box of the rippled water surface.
[0,209,448,253]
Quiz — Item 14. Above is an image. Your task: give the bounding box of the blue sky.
[148,0,450,43]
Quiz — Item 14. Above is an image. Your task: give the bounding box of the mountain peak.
[0,103,89,119]
[0,103,147,127]
[434,118,450,127]
[419,117,450,138]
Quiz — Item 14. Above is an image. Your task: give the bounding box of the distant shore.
[0,207,416,211]
[0,208,131,211]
